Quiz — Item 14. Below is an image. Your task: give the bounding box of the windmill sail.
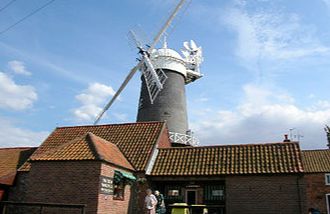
[93,63,142,125]
[94,0,187,124]
[142,62,168,104]
[127,30,145,51]
[129,29,168,103]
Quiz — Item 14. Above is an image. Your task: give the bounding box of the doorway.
[186,189,197,205]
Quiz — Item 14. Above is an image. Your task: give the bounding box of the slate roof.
[31,132,134,171]
[0,147,36,185]
[20,122,166,172]
[151,142,303,176]
[302,149,330,173]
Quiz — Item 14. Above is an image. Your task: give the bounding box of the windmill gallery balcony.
[169,132,199,146]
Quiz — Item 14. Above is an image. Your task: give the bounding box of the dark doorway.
[186,190,197,205]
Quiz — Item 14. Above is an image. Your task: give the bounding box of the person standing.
[155,190,166,214]
[145,189,157,214]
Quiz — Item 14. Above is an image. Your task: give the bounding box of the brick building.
[0,121,330,214]
[15,132,135,214]
[302,149,330,213]
[149,142,305,214]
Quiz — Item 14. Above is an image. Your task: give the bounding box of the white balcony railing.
[169,132,199,146]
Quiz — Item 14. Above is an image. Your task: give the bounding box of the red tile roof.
[31,132,134,171]
[151,142,303,176]
[0,147,36,185]
[302,149,330,173]
[20,122,166,172]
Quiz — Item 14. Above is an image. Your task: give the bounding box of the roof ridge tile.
[56,121,165,129]
[0,147,37,150]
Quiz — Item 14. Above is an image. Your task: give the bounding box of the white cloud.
[191,84,330,149]
[308,100,330,111]
[8,60,31,76]
[223,2,329,65]
[73,82,116,122]
[0,117,48,147]
[0,72,37,111]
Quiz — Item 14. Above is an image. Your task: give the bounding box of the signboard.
[99,175,114,195]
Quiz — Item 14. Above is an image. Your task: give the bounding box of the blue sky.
[0,0,330,149]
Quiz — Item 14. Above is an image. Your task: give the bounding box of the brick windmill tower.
[94,0,203,146]
[136,40,203,146]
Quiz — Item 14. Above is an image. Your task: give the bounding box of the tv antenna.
[289,128,304,142]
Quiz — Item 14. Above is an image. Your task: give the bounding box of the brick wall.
[305,173,330,214]
[7,161,135,214]
[8,172,29,202]
[97,163,132,214]
[157,127,172,149]
[226,175,304,214]
[24,161,100,214]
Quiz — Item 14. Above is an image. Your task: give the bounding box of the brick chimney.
[283,134,290,142]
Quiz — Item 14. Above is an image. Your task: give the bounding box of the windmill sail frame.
[129,29,168,103]
[142,64,168,104]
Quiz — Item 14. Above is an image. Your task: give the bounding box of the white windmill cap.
[153,48,184,60]
[150,48,187,77]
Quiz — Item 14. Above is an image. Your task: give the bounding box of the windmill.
[136,38,203,146]
[95,0,203,146]
[93,0,187,125]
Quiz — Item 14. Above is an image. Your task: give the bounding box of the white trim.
[325,173,330,185]
[145,147,159,175]
[326,193,330,214]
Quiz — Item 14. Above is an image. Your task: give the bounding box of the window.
[112,170,136,201]
[165,185,183,202]
[325,174,330,185]
[113,171,125,200]
[113,183,125,200]
[204,185,225,202]
[168,189,180,196]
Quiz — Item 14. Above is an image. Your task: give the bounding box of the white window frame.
[325,173,330,185]
[326,193,330,214]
